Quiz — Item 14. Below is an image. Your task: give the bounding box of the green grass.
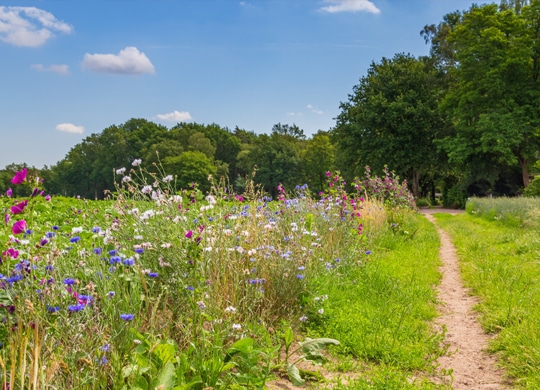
[435,210,540,389]
[306,212,447,389]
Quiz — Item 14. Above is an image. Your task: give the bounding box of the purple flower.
[5,188,12,197]
[109,256,121,264]
[12,220,27,235]
[120,313,134,321]
[11,168,27,185]
[123,258,134,266]
[78,295,93,305]
[134,248,144,254]
[68,304,85,312]
[185,230,193,239]
[296,274,304,280]
[108,291,115,298]
[10,200,28,215]
[63,278,75,285]
[70,236,81,243]
[46,305,60,313]
[45,194,51,202]
[92,227,101,233]
[93,248,102,255]
[148,272,158,278]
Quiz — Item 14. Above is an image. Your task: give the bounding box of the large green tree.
[333,53,447,197]
[439,2,540,188]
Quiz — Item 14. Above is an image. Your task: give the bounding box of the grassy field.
[436,197,540,389]
[0,166,450,389]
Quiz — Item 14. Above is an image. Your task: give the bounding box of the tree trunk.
[411,170,421,198]
[519,157,529,188]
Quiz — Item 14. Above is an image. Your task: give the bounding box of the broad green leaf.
[286,363,305,387]
[152,362,176,390]
[153,343,176,365]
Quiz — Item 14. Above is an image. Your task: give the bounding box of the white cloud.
[31,64,69,75]
[239,2,255,8]
[0,6,73,47]
[81,46,155,75]
[156,110,192,122]
[56,123,84,134]
[319,0,380,14]
[307,104,324,115]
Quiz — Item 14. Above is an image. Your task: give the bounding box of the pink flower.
[10,200,28,215]
[45,194,51,202]
[185,230,193,239]
[2,248,18,259]
[4,214,9,225]
[11,168,28,185]
[12,220,27,235]
[5,188,12,197]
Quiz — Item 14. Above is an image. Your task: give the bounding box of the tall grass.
[466,196,540,227]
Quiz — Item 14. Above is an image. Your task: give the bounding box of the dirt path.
[421,209,510,389]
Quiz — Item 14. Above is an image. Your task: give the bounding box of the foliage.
[332,53,447,197]
[523,176,540,197]
[438,2,540,188]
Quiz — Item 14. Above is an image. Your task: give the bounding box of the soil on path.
[421,208,511,389]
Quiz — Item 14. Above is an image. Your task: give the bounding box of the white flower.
[171,195,182,203]
[122,176,131,183]
[161,243,172,248]
[72,227,83,233]
[318,308,324,315]
[132,159,142,166]
[225,306,237,313]
[141,185,152,194]
[232,323,242,330]
[163,175,173,183]
[205,195,217,205]
[116,167,126,175]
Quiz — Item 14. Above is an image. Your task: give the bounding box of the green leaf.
[153,343,176,365]
[152,362,176,390]
[225,337,254,361]
[286,363,305,387]
[299,338,340,364]
[283,327,294,349]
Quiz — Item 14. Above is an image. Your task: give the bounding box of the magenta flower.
[11,168,27,185]
[10,200,28,215]
[185,230,193,239]
[12,220,27,235]
[4,214,9,225]
[5,188,12,197]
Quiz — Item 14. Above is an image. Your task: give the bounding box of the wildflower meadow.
[0,161,429,389]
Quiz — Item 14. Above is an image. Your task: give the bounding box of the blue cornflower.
[100,343,110,352]
[109,256,121,264]
[52,225,59,230]
[365,250,372,255]
[186,286,194,291]
[70,236,81,243]
[297,266,305,271]
[45,232,55,238]
[120,313,134,321]
[7,275,23,283]
[134,248,144,254]
[63,278,75,285]
[92,227,101,233]
[46,305,60,313]
[108,266,117,273]
[148,272,158,278]
[109,250,117,256]
[123,258,135,266]
[107,291,115,298]
[25,229,32,235]
[45,265,54,273]
[78,295,93,305]
[296,274,305,280]
[93,248,102,255]
[68,304,85,312]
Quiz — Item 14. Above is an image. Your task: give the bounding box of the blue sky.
[1,0,483,168]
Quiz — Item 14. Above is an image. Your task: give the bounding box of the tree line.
[2,1,539,206]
